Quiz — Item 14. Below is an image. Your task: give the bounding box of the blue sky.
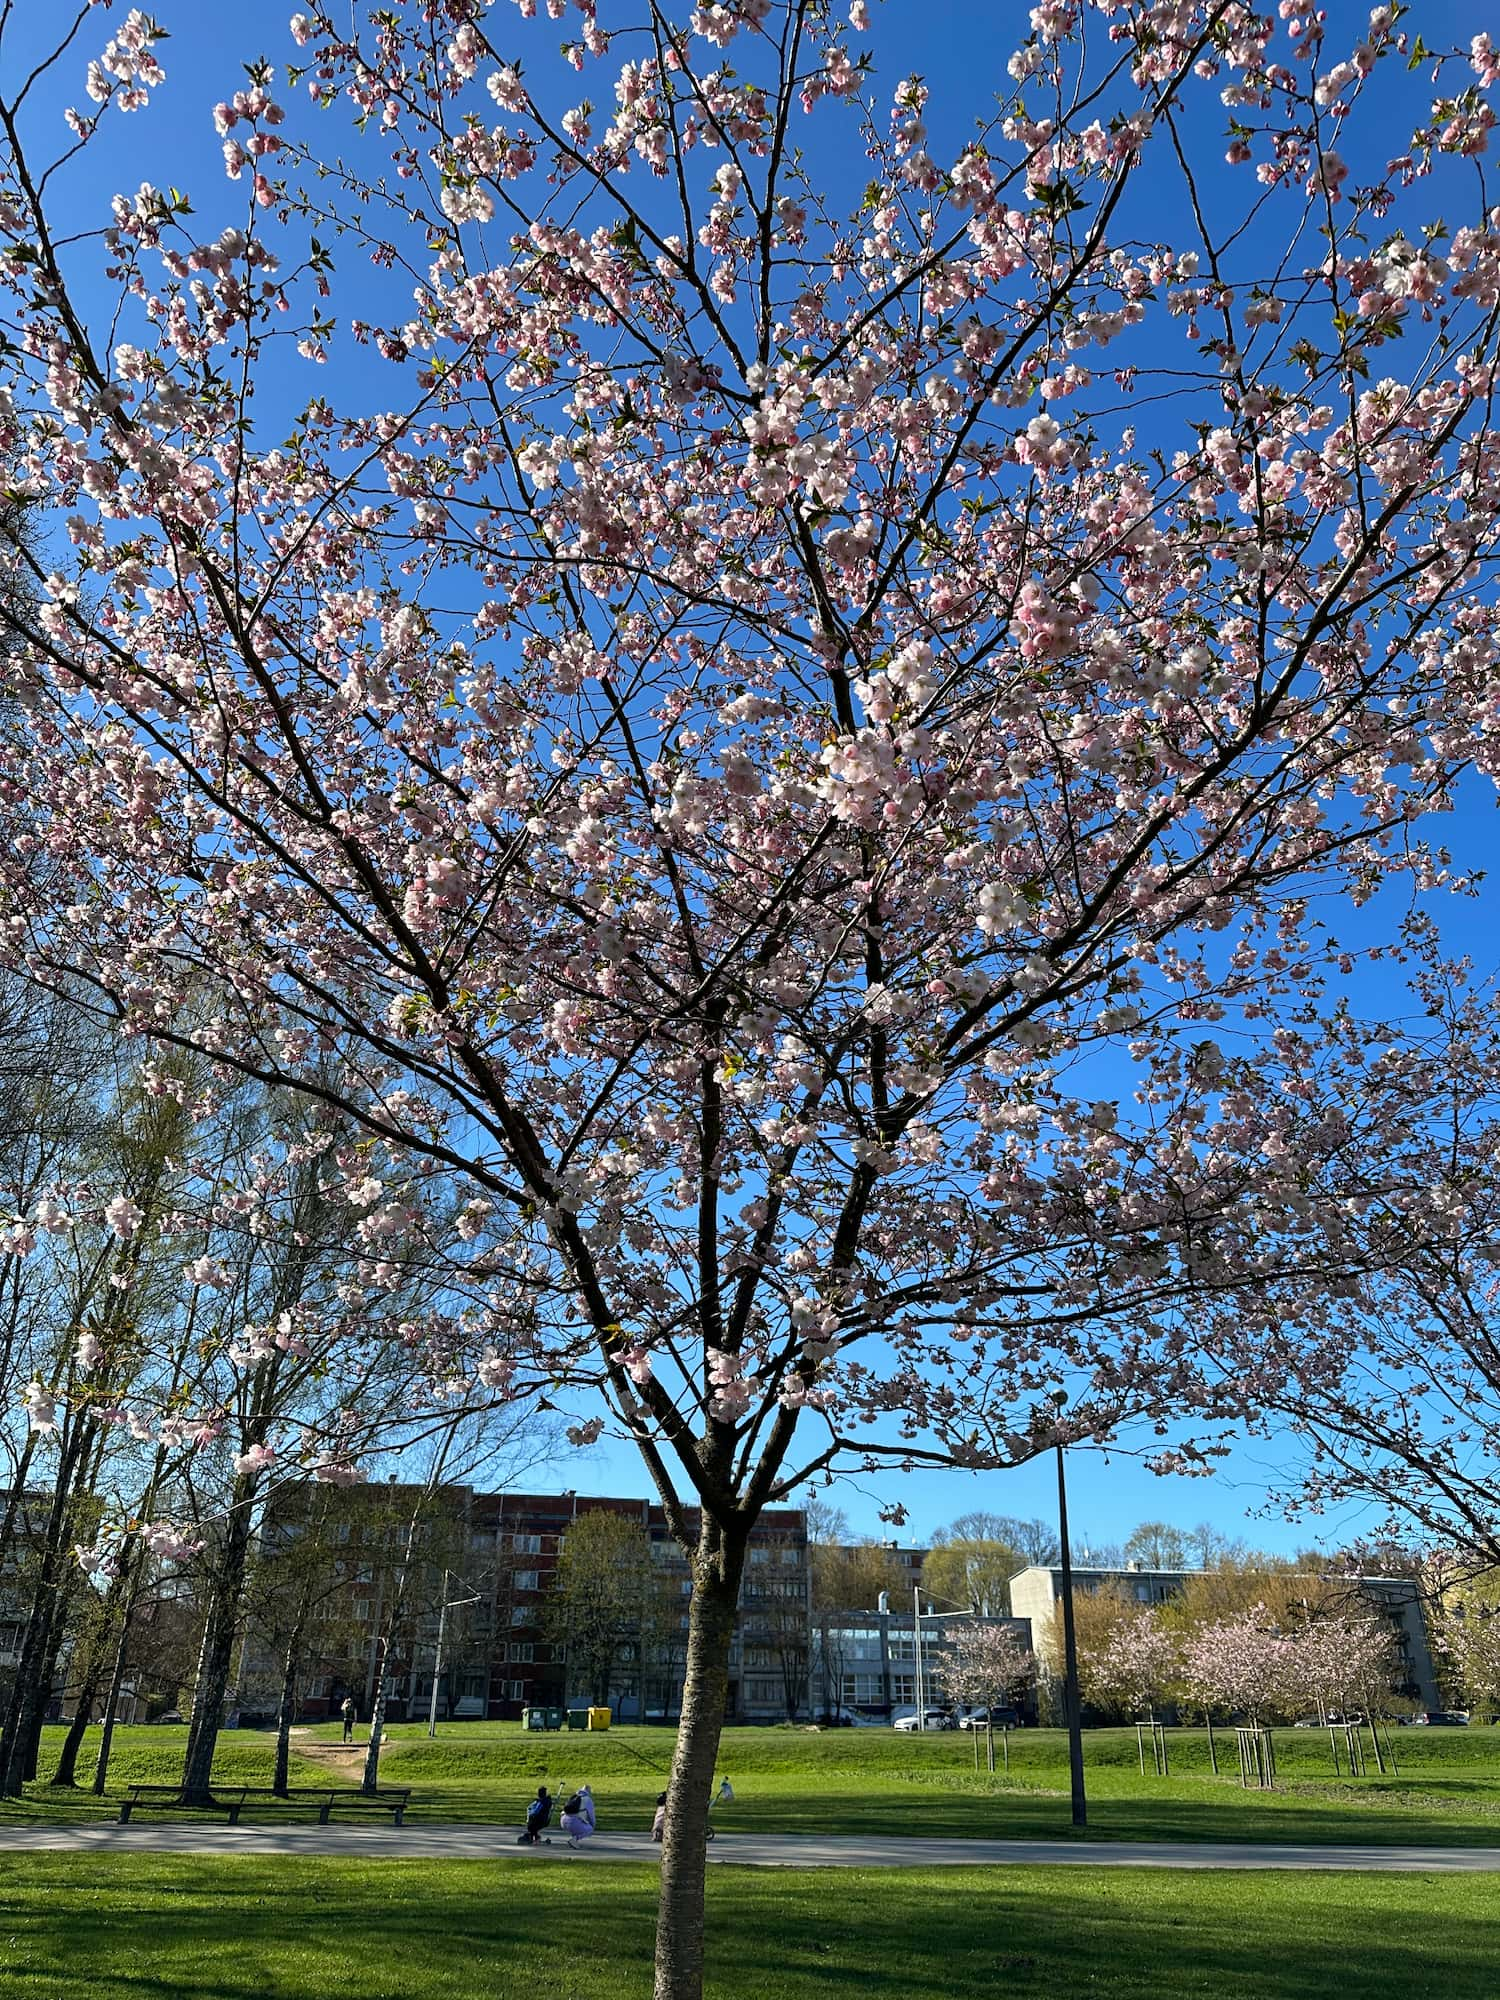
[11,0,1499,1556]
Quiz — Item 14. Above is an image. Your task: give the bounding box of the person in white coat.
[560,1783,596,1846]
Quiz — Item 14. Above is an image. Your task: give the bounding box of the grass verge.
[5,1721,1500,1846]
[0,1854,1493,2000]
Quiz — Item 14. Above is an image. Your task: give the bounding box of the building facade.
[252,1484,810,1726]
[1008,1560,1442,1711]
[811,1606,1035,1721]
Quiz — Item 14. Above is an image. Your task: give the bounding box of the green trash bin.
[521,1707,547,1732]
[566,1708,589,1732]
[545,1706,565,1731]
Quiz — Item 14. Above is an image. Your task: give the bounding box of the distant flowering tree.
[5,3,1500,1994]
[1077,1603,1179,1722]
[1432,1573,1500,1717]
[934,1620,1034,1772]
[1182,1608,1295,1727]
[934,1620,1035,1713]
[1289,1608,1400,1725]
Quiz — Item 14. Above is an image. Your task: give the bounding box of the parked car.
[894,1708,956,1732]
[814,1706,883,1729]
[1410,1710,1470,1726]
[958,1706,1023,1730]
[153,1711,185,1725]
[1293,1711,1363,1728]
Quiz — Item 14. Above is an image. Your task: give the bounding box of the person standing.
[340,1696,356,1744]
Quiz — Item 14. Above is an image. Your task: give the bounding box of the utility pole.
[427,1569,482,1738]
[913,1585,925,1727]
[1051,1388,1087,1829]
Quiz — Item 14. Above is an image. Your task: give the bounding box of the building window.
[744,1679,780,1704]
[513,1534,541,1555]
[749,1547,768,1565]
[353,1599,372,1622]
[507,1680,527,1701]
[511,1606,531,1626]
[514,1570,539,1592]
[888,1636,916,1661]
[510,1643,534,1664]
[890,1674,916,1704]
[841,1674,882,1705]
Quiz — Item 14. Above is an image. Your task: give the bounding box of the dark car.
[958,1705,1024,1730]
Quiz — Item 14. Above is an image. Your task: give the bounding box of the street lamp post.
[427,1570,483,1739]
[1051,1390,1087,1830]
[913,1586,926,1726]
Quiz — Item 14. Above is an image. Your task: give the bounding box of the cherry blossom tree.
[934,1618,1034,1771]
[1182,1606,1294,1726]
[4,2,1500,1991]
[1077,1600,1179,1722]
[1432,1575,1500,1717]
[1202,971,1500,1570]
[1290,1607,1399,1729]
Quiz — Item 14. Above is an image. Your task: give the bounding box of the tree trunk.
[1204,1713,1218,1775]
[655,1530,745,2000]
[273,1624,303,1797]
[92,1597,137,1796]
[181,1476,255,1805]
[49,1649,104,1788]
[0,1422,92,1795]
[362,1632,391,1794]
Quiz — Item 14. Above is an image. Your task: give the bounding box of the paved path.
[5,1822,1500,1872]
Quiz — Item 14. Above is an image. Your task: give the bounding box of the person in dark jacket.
[518,1784,552,1845]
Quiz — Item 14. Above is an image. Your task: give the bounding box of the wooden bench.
[118,1783,413,1826]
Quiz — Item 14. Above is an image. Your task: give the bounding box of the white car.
[893,1708,955,1732]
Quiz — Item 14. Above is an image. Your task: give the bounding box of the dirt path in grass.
[286,1729,369,1782]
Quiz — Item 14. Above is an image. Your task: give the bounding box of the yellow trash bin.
[586,1706,612,1731]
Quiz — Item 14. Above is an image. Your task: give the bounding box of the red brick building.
[252,1484,810,1725]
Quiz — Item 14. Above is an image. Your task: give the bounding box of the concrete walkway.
[5,1821,1500,1871]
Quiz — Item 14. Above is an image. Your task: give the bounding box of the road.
[5,1822,1500,1871]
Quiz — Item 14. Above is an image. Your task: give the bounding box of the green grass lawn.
[0,1854,1490,2000]
[5,1719,1500,1847]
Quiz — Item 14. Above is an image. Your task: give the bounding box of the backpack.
[563,1791,584,1817]
[527,1795,551,1828]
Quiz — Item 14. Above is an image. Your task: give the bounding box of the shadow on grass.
[0,1856,1492,2000]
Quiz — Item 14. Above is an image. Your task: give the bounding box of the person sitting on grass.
[518,1784,552,1846]
[560,1784,596,1847]
[651,1791,667,1843]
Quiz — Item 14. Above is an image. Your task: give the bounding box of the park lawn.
[0,1731,333,1823]
[6,1722,1500,1846]
[0,1854,1492,2000]
[294,1719,1500,1846]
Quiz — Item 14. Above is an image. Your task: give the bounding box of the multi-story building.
[0,1489,50,1696]
[253,1484,810,1726]
[1008,1560,1441,1710]
[811,1605,1035,1721]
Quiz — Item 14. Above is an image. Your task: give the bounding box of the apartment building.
[253,1483,810,1726]
[1008,1560,1441,1710]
